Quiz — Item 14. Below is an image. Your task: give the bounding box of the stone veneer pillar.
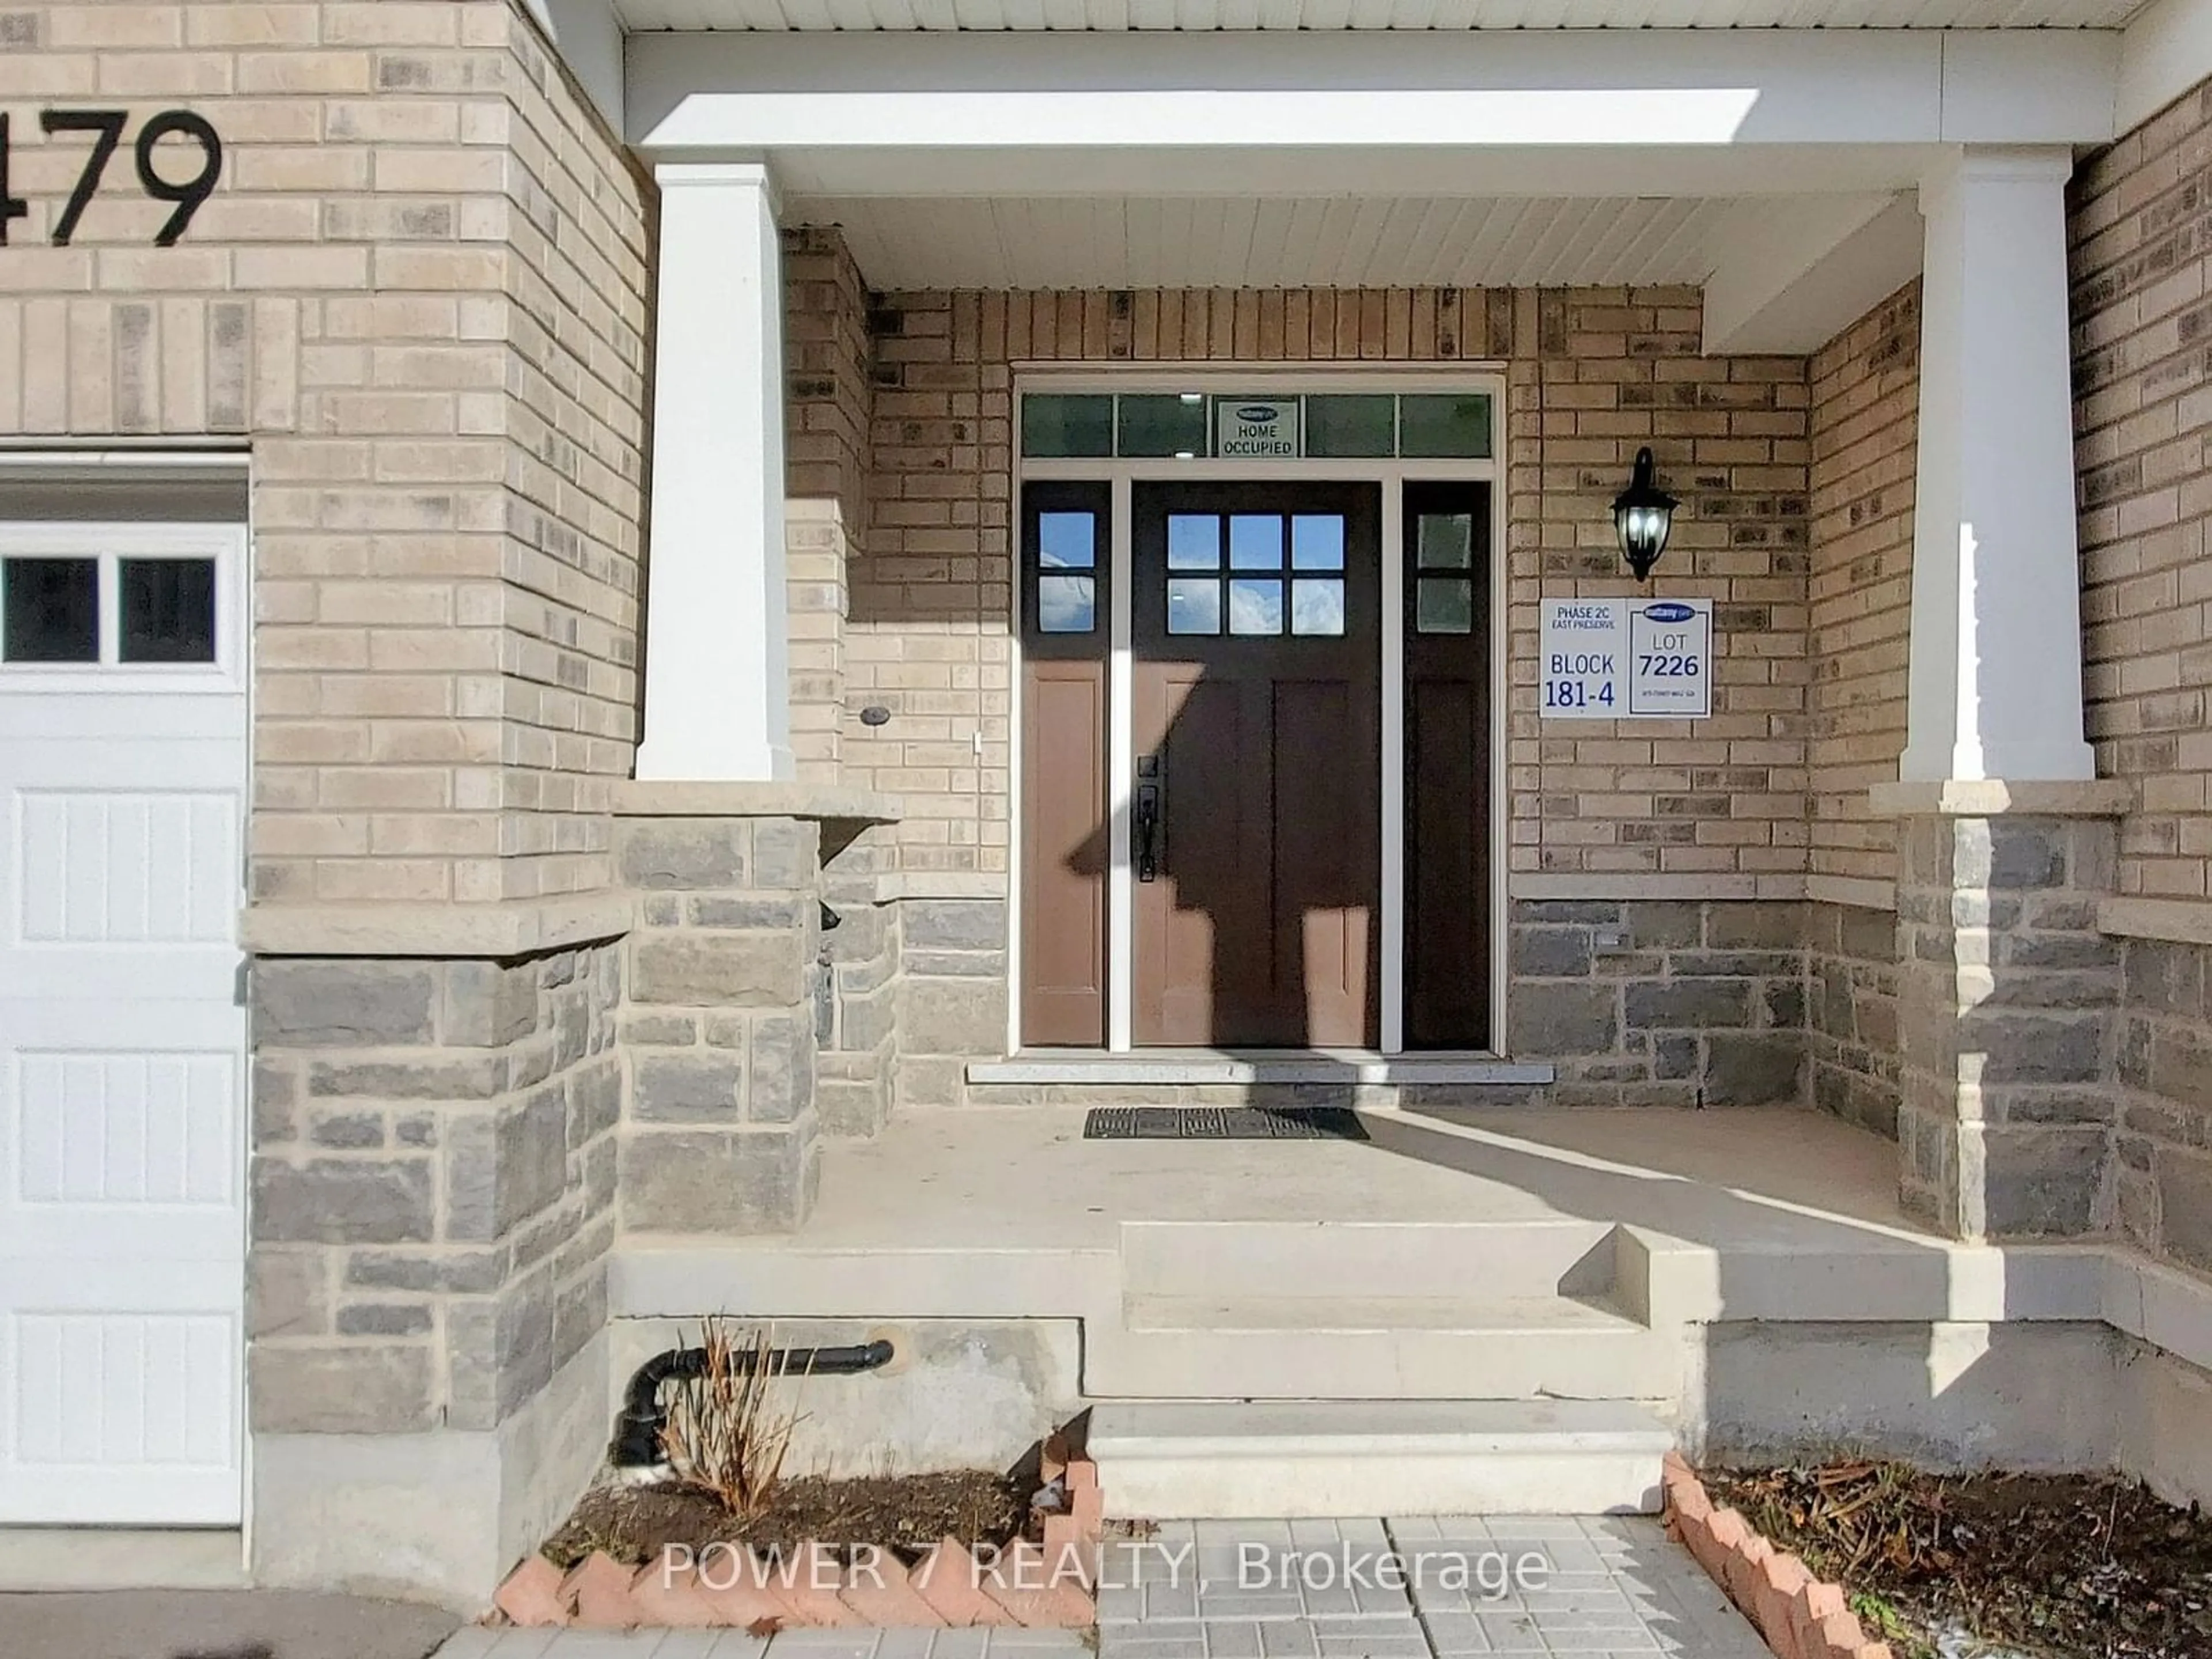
[1878,783,2130,1240]
[613,784,899,1233]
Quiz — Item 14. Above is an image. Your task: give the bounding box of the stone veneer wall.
[1804,901,1901,1139]
[248,939,624,1600]
[2070,79,2212,906]
[614,808,908,1225]
[1895,815,2122,1237]
[617,815,829,1232]
[251,946,622,1433]
[2113,940,2212,1274]
[1505,900,1806,1105]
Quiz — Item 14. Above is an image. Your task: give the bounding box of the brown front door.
[1131,482,1381,1047]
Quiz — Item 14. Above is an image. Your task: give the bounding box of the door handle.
[1135,782,1161,882]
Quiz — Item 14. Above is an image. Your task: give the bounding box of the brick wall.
[1510,290,1810,881]
[1806,282,1918,891]
[784,227,874,783]
[2071,79,2212,903]
[830,278,1810,882]
[0,0,650,904]
[2070,75,2212,1277]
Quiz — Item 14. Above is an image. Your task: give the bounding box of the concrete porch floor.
[611,1102,2111,1353]
[641,1103,1931,1256]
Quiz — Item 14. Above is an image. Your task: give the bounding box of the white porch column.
[1898,146,2096,786]
[635,162,792,782]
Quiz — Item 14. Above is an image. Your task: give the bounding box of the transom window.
[1022,392,1491,461]
[1165,512,1346,638]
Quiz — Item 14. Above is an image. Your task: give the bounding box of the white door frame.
[1010,368,1508,1056]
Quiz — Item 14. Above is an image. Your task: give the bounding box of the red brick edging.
[491,1451,1105,1630]
[1662,1452,1894,1659]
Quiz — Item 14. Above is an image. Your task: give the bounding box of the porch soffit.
[788,192,1790,292]
[778,189,1919,349]
[618,0,2141,29]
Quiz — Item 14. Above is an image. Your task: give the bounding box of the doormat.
[1082,1106,1369,1141]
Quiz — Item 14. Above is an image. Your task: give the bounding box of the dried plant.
[660,1320,809,1519]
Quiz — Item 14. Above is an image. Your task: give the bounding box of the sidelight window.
[1413,510,1476,634]
[1035,510,1099,633]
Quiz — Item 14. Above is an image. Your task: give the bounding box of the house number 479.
[0,109,224,248]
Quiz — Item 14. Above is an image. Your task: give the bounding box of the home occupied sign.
[1540,599,1713,719]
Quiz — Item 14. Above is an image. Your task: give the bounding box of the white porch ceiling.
[789,193,1751,291]
[617,0,2140,27]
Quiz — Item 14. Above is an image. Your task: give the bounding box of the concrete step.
[1121,1218,1619,1303]
[1088,1399,1674,1518]
[1090,1291,1677,1400]
[1124,1291,1640,1333]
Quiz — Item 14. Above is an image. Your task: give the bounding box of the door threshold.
[968,1051,1554,1087]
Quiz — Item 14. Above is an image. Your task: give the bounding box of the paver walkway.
[431,1516,1768,1658]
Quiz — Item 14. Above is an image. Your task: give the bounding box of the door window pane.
[1166,578,1221,635]
[1398,395,1493,459]
[1168,515,1221,570]
[1116,393,1209,459]
[1416,512,1474,570]
[119,558,217,663]
[1228,578,1283,635]
[3,558,99,662]
[1291,578,1346,637]
[1229,516,1283,570]
[1037,574,1096,634]
[1021,393,1113,458]
[1291,515,1345,570]
[1416,576,1474,634]
[1304,393,1395,458]
[1038,511,1096,570]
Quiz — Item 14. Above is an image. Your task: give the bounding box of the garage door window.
[1,547,223,673]
[2,559,99,662]
[119,559,217,664]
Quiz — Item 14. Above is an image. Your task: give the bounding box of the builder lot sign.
[1540,598,1713,719]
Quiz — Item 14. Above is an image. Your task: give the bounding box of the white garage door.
[0,517,248,1525]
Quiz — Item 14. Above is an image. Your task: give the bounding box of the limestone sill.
[241,892,633,959]
[612,780,901,823]
[1868,778,2133,817]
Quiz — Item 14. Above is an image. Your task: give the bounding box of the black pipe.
[611,1339,895,1471]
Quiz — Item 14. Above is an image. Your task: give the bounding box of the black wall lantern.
[1612,446,1678,582]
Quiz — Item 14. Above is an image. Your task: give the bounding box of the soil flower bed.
[493,1448,1105,1631]
[1701,1457,2212,1659]
[543,1469,1036,1567]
